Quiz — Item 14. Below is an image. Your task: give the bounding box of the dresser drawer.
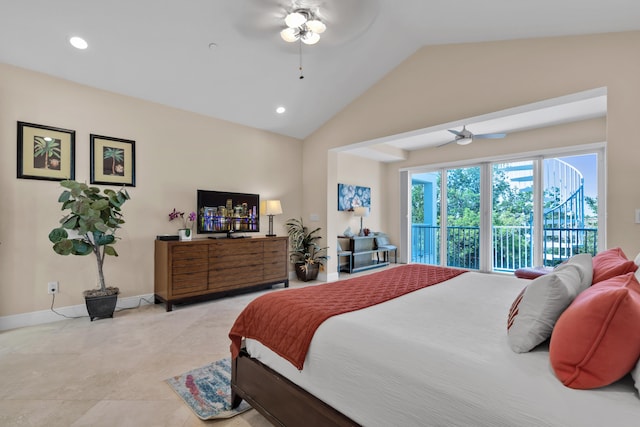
[171,271,208,295]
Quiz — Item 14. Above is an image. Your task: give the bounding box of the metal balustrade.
[411,224,597,271]
[493,225,532,272]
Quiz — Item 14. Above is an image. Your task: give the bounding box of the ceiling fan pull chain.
[299,39,304,79]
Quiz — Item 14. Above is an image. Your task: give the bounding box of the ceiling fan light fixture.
[280,8,326,79]
[305,19,326,34]
[280,27,299,42]
[457,137,473,145]
[280,8,326,44]
[285,11,307,28]
[301,31,320,45]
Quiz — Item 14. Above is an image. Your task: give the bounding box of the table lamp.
[353,206,370,236]
[261,200,283,237]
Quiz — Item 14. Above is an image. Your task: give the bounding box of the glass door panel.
[492,161,534,271]
[411,171,440,265]
[542,154,598,266]
[446,166,480,269]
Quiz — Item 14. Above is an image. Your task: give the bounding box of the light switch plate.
[636,209,640,224]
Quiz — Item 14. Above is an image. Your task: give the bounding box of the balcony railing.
[411,224,598,271]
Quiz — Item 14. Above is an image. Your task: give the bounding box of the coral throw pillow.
[591,247,637,284]
[549,272,640,389]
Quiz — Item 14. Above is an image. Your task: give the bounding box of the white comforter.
[246,271,640,427]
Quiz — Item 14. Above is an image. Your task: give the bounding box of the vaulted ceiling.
[1,1,637,142]
[339,89,608,162]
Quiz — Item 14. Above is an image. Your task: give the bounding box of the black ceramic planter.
[85,294,118,321]
[295,262,320,282]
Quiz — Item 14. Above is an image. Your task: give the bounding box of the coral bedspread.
[229,264,466,370]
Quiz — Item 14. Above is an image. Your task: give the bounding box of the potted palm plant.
[285,217,328,281]
[48,180,131,320]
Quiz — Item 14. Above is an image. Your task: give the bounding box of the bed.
[229,260,640,426]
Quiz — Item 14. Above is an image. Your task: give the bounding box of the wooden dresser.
[154,236,288,311]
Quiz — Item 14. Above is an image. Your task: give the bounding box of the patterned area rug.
[166,357,252,420]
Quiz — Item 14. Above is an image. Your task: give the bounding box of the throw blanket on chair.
[229,264,467,370]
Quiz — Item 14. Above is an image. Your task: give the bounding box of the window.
[410,149,602,272]
[446,166,481,269]
[492,160,534,271]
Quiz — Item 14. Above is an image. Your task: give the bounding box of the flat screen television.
[196,190,260,234]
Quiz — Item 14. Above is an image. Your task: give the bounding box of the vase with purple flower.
[169,208,196,241]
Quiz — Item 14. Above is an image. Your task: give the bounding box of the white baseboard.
[326,271,340,282]
[0,293,155,331]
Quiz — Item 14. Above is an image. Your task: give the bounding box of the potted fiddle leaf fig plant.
[48,180,131,321]
[285,217,328,282]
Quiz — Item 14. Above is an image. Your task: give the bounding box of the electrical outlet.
[48,281,59,294]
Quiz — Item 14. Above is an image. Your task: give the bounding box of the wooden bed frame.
[231,348,361,426]
[228,266,468,426]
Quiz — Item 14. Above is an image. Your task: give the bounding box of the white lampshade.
[353,206,370,217]
[285,11,307,28]
[261,200,283,216]
[301,32,320,45]
[305,19,326,34]
[280,27,299,42]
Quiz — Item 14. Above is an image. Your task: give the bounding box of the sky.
[559,154,597,198]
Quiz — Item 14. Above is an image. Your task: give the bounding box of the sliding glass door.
[410,151,601,272]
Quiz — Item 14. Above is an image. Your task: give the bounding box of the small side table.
[338,235,389,273]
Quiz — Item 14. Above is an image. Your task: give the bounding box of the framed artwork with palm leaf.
[17,121,75,181]
[90,134,136,187]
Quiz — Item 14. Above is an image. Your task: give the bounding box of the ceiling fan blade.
[448,129,463,136]
[473,133,507,139]
[437,138,459,147]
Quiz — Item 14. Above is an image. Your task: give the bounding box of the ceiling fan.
[440,126,507,147]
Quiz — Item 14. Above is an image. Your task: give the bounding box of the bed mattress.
[245,271,640,426]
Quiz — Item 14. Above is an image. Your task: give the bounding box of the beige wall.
[3,30,640,321]
[306,31,640,274]
[0,63,302,318]
[336,153,385,237]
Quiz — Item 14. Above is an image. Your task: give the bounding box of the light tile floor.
[0,284,285,427]
[0,266,389,427]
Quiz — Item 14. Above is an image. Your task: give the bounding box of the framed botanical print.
[17,121,75,181]
[90,134,136,187]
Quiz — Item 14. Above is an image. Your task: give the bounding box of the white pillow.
[632,358,640,394]
[507,253,593,353]
[634,252,640,283]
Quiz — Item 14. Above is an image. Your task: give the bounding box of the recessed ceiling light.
[69,36,88,50]
[276,107,286,114]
